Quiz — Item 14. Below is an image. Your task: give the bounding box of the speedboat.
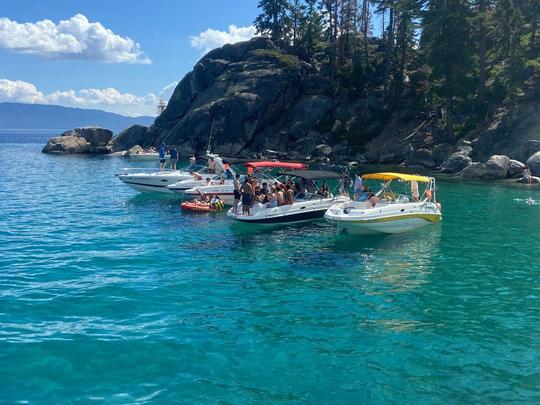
[182,161,307,205]
[227,169,350,225]
[116,153,225,194]
[128,152,169,161]
[324,172,442,234]
[167,156,236,197]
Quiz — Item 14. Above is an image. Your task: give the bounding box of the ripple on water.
[1,137,540,403]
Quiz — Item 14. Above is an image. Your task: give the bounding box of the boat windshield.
[362,176,435,204]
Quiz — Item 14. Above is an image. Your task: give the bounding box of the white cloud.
[0,14,151,64]
[0,79,179,116]
[190,25,256,54]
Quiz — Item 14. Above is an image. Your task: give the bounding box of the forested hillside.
[253,0,540,143]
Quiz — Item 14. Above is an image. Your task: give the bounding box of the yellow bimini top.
[362,172,432,183]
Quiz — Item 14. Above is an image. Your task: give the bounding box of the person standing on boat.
[240,178,254,215]
[233,174,241,213]
[208,156,217,174]
[158,144,166,171]
[354,173,363,200]
[169,145,179,171]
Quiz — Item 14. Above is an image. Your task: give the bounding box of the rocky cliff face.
[145,37,334,158]
[42,127,113,154]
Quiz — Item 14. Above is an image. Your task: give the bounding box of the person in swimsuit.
[233,174,241,213]
[240,178,254,215]
[158,144,166,171]
[285,184,294,205]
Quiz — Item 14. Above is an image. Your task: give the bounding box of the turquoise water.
[2,131,540,403]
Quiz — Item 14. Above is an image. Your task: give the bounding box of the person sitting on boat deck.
[294,181,306,199]
[261,182,269,196]
[266,187,278,208]
[208,156,217,174]
[189,155,196,166]
[159,143,166,171]
[205,177,212,186]
[219,178,225,185]
[284,184,294,205]
[319,181,330,197]
[358,185,371,201]
[254,185,262,203]
[233,174,241,213]
[307,180,317,194]
[223,161,234,179]
[191,171,203,181]
[240,178,254,215]
[210,195,224,211]
[169,145,179,171]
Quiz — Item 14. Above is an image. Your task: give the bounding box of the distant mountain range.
[0,103,154,132]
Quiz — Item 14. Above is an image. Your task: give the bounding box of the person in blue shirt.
[158,144,166,171]
[169,145,179,171]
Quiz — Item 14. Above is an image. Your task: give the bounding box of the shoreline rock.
[42,127,113,155]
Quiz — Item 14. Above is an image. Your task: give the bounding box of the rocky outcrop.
[439,146,473,173]
[42,127,113,154]
[41,135,92,154]
[124,145,144,156]
[507,159,526,177]
[144,37,335,157]
[112,125,149,151]
[526,151,540,176]
[460,155,510,179]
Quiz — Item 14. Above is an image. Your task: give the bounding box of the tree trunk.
[530,3,538,50]
[361,0,370,68]
[383,8,395,100]
[477,0,487,119]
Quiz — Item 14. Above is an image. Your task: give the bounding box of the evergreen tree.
[422,0,475,141]
[254,0,291,46]
[296,0,324,61]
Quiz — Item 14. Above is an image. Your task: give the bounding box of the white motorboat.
[227,170,350,225]
[325,172,442,234]
[116,153,226,194]
[167,156,237,198]
[183,161,307,205]
[128,152,169,161]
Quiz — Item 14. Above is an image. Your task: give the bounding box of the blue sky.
[0,0,259,116]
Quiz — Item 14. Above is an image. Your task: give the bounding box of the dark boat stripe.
[234,209,326,224]
[121,181,167,188]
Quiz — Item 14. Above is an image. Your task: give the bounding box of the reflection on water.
[2,134,540,403]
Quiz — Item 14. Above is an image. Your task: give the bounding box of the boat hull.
[325,202,441,234]
[331,213,441,234]
[118,173,192,194]
[228,196,350,226]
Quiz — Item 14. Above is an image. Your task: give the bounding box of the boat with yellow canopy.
[324,172,442,234]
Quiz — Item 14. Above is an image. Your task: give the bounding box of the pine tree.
[156,98,167,115]
[422,0,475,141]
[296,0,323,61]
[254,0,291,46]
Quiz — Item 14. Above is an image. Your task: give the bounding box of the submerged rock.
[42,127,113,154]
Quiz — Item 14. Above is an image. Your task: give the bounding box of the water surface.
[1,131,540,403]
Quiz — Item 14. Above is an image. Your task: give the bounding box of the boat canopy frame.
[361,172,437,203]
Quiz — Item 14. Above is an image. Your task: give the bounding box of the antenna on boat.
[206,119,215,155]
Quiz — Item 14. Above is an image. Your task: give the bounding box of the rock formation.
[42,127,113,154]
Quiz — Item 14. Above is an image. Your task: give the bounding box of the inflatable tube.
[181,201,224,212]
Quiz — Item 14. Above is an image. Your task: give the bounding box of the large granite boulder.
[526,151,540,176]
[507,159,526,178]
[439,149,473,173]
[406,147,435,168]
[42,127,113,154]
[144,37,332,157]
[42,135,91,154]
[460,155,511,179]
[112,125,149,151]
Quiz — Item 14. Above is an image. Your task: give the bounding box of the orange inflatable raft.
[181,201,224,212]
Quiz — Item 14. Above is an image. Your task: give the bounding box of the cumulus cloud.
[190,25,256,54]
[0,14,151,63]
[0,79,179,116]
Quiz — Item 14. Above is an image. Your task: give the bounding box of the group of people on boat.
[233,175,331,216]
